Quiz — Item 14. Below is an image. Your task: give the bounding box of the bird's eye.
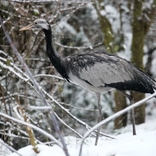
[34,22,37,25]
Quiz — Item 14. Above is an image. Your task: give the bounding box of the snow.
[0,139,12,156]
[8,120,156,156]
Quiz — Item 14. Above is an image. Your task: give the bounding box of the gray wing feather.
[67,51,155,93]
[79,59,134,87]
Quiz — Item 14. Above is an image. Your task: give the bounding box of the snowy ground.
[7,119,156,156]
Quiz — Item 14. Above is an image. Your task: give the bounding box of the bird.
[19,19,156,131]
[19,18,156,97]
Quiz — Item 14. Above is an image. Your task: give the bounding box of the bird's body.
[65,50,156,94]
[20,19,156,97]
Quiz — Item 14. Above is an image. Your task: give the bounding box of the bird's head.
[19,19,50,31]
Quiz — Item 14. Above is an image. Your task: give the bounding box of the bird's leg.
[117,91,136,135]
[95,93,103,145]
[96,93,103,121]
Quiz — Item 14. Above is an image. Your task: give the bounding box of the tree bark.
[131,0,145,124]
[131,0,156,124]
[114,92,127,129]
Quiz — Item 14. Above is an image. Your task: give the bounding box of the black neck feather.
[43,28,69,81]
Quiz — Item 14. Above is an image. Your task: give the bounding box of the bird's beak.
[19,23,34,31]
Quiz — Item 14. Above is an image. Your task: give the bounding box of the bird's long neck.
[43,28,69,81]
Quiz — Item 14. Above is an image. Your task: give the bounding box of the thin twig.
[55,42,103,51]
[51,2,88,26]
[54,112,83,138]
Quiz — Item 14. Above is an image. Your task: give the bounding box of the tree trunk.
[131,0,156,124]
[131,0,145,124]
[114,91,127,129]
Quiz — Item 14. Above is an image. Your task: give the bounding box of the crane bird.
[20,19,156,131]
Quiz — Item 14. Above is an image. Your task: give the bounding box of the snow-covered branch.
[0,112,62,147]
[79,91,156,156]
